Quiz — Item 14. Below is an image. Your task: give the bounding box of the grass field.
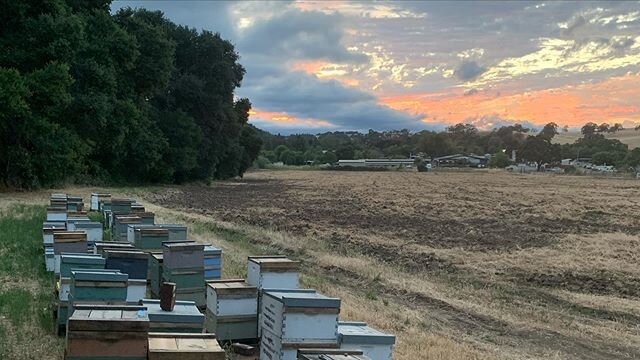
[2,169,640,359]
[553,128,640,149]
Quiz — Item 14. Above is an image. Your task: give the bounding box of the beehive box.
[163,267,205,289]
[70,270,128,302]
[260,326,339,360]
[148,333,225,360]
[50,193,68,207]
[66,196,84,212]
[163,243,204,270]
[90,193,110,211]
[60,254,105,278]
[45,248,55,271]
[205,280,257,341]
[131,227,170,250]
[93,241,134,255]
[55,252,96,277]
[47,207,68,222]
[72,222,102,242]
[43,222,66,245]
[258,288,316,339]
[53,232,88,274]
[248,256,300,290]
[261,289,340,345]
[105,250,149,280]
[131,203,146,213]
[64,304,149,360]
[111,198,133,213]
[141,299,205,333]
[204,245,222,281]
[139,212,155,225]
[148,253,163,297]
[298,349,370,360]
[127,279,147,304]
[112,215,142,242]
[338,321,395,360]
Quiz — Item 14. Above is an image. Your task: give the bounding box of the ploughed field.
[147,170,640,360]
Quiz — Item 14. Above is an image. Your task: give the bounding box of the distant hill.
[553,129,640,149]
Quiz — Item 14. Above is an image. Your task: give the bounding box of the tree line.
[0,1,261,188]
[257,122,640,170]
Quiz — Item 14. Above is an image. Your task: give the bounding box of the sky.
[112,1,640,134]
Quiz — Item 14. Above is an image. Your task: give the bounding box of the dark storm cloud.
[454,61,486,81]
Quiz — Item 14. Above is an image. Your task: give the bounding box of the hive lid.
[249,256,299,271]
[71,270,128,282]
[163,243,204,251]
[61,254,106,265]
[73,221,102,229]
[148,333,222,354]
[264,289,341,309]
[137,228,169,236]
[53,231,87,242]
[141,299,204,323]
[204,245,222,255]
[104,250,148,259]
[67,304,148,331]
[206,279,256,295]
[338,321,396,345]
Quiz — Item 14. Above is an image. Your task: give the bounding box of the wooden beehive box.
[94,241,135,255]
[141,299,204,333]
[205,279,257,341]
[60,254,106,278]
[65,304,149,360]
[111,198,133,213]
[105,250,149,280]
[133,227,170,250]
[70,270,128,302]
[148,333,225,360]
[338,321,395,360]
[262,289,340,345]
[47,207,68,222]
[247,256,300,290]
[90,192,110,211]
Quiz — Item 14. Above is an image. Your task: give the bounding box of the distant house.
[337,159,414,168]
[433,154,489,168]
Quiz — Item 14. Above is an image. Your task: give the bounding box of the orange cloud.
[291,60,359,87]
[249,109,335,128]
[381,75,640,127]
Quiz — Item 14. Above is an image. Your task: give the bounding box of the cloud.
[454,61,487,81]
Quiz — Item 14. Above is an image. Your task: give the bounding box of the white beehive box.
[247,256,300,290]
[207,279,257,316]
[261,289,340,344]
[338,321,395,360]
[74,222,103,243]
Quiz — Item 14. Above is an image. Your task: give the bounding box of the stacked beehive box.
[90,193,110,211]
[64,304,149,360]
[298,350,371,360]
[66,196,84,211]
[50,193,68,208]
[131,227,170,250]
[260,289,341,360]
[163,243,205,307]
[53,232,88,275]
[94,241,134,255]
[204,245,222,281]
[105,250,149,280]
[43,221,66,271]
[112,215,142,242]
[141,299,205,333]
[249,256,301,338]
[337,322,395,360]
[58,254,106,300]
[148,333,225,360]
[205,279,258,341]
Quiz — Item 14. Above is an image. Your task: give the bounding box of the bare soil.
[145,170,640,359]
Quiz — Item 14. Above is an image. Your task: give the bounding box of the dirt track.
[146,170,640,359]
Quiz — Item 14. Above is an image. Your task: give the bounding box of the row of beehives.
[44,193,395,360]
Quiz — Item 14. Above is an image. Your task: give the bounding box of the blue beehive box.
[204,245,222,280]
[60,254,105,278]
[70,270,128,301]
[105,250,149,280]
